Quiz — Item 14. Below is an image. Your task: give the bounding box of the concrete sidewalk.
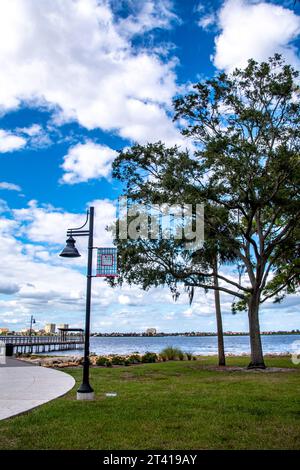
[0,357,75,420]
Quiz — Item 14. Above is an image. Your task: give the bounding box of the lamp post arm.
[67,210,89,233]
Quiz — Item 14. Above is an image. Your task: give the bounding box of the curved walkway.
[0,358,75,420]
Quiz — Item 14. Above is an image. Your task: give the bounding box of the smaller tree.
[109,143,242,366]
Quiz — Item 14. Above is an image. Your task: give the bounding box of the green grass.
[0,356,299,450]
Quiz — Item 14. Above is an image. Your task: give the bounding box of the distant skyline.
[0,0,299,332]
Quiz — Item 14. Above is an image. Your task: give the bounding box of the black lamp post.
[29,315,35,337]
[60,206,95,400]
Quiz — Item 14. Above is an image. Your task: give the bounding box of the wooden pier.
[0,334,84,354]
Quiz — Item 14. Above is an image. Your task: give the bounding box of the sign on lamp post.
[96,248,118,277]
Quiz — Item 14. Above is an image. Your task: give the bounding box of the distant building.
[45,323,56,334]
[0,328,9,335]
[58,324,69,330]
[146,328,157,336]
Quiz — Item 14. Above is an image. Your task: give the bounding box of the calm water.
[49,334,300,356]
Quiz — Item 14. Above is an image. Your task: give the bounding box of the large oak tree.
[110,56,300,368]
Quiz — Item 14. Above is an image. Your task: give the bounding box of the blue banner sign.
[96,248,118,277]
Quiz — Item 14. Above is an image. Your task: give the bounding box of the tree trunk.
[247,290,265,369]
[213,257,226,366]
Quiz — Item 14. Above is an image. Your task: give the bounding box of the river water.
[49,334,300,356]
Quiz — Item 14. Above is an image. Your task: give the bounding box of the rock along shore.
[15,352,292,369]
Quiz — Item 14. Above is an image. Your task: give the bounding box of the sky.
[0,0,299,334]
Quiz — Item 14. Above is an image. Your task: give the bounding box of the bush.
[106,360,112,367]
[111,355,126,365]
[96,356,109,366]
[178,351,185,361]
[160,346,184,361]
[185,352,193,361]
[141,352,157,363]
[127,354,141,364]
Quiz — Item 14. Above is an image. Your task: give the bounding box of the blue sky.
[0,0,299,333]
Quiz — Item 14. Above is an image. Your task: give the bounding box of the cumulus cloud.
[0,129,26,153]
[60,141,117,184]
[15,123,52,148]
[116,0,179,37]
[0,0,182,145]
[0,281,20,295]
[213,0,300,71]
[0,182,21,191]
[0,199,187,331]
[0,200,117,327]
[0,197,298,332]
[118,294,131,305]
[17,124,42,137]
[12,199,117,260]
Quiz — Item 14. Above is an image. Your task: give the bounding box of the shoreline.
[91,332,300,337]
[16,352,295,369]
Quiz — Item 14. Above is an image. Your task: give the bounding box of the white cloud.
[195,2,217,31]
[0,0,182,145]
[0,200,117,327]
[0,281,20,295]
[17,124,42,137]
[0,199,9,213]
[60,141,117,184]
[0,199,298,332]
[0,199,181,331]
[116,0,179,37]
[12,198,116,250]
[213,0,300,71]
[118,294,131,305]
[1,197,296,331]
[0,182,21,191]
[0,129,26,153]
[198,13,216,30]
[17,124,52,148]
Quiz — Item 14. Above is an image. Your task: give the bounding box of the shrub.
[178,351,185,361]
[111,355,126,365]
[96,356,116,367]
[141,351,157,363]
[128,354,141,364]
[185,352,193,361]
[160,346,184,361]
[96,356,109,366]
[160,353,167,362]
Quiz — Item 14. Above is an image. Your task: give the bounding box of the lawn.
[0,356,299,450]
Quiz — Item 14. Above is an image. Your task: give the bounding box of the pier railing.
[0,335,83,344]
[0,335,84,354]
